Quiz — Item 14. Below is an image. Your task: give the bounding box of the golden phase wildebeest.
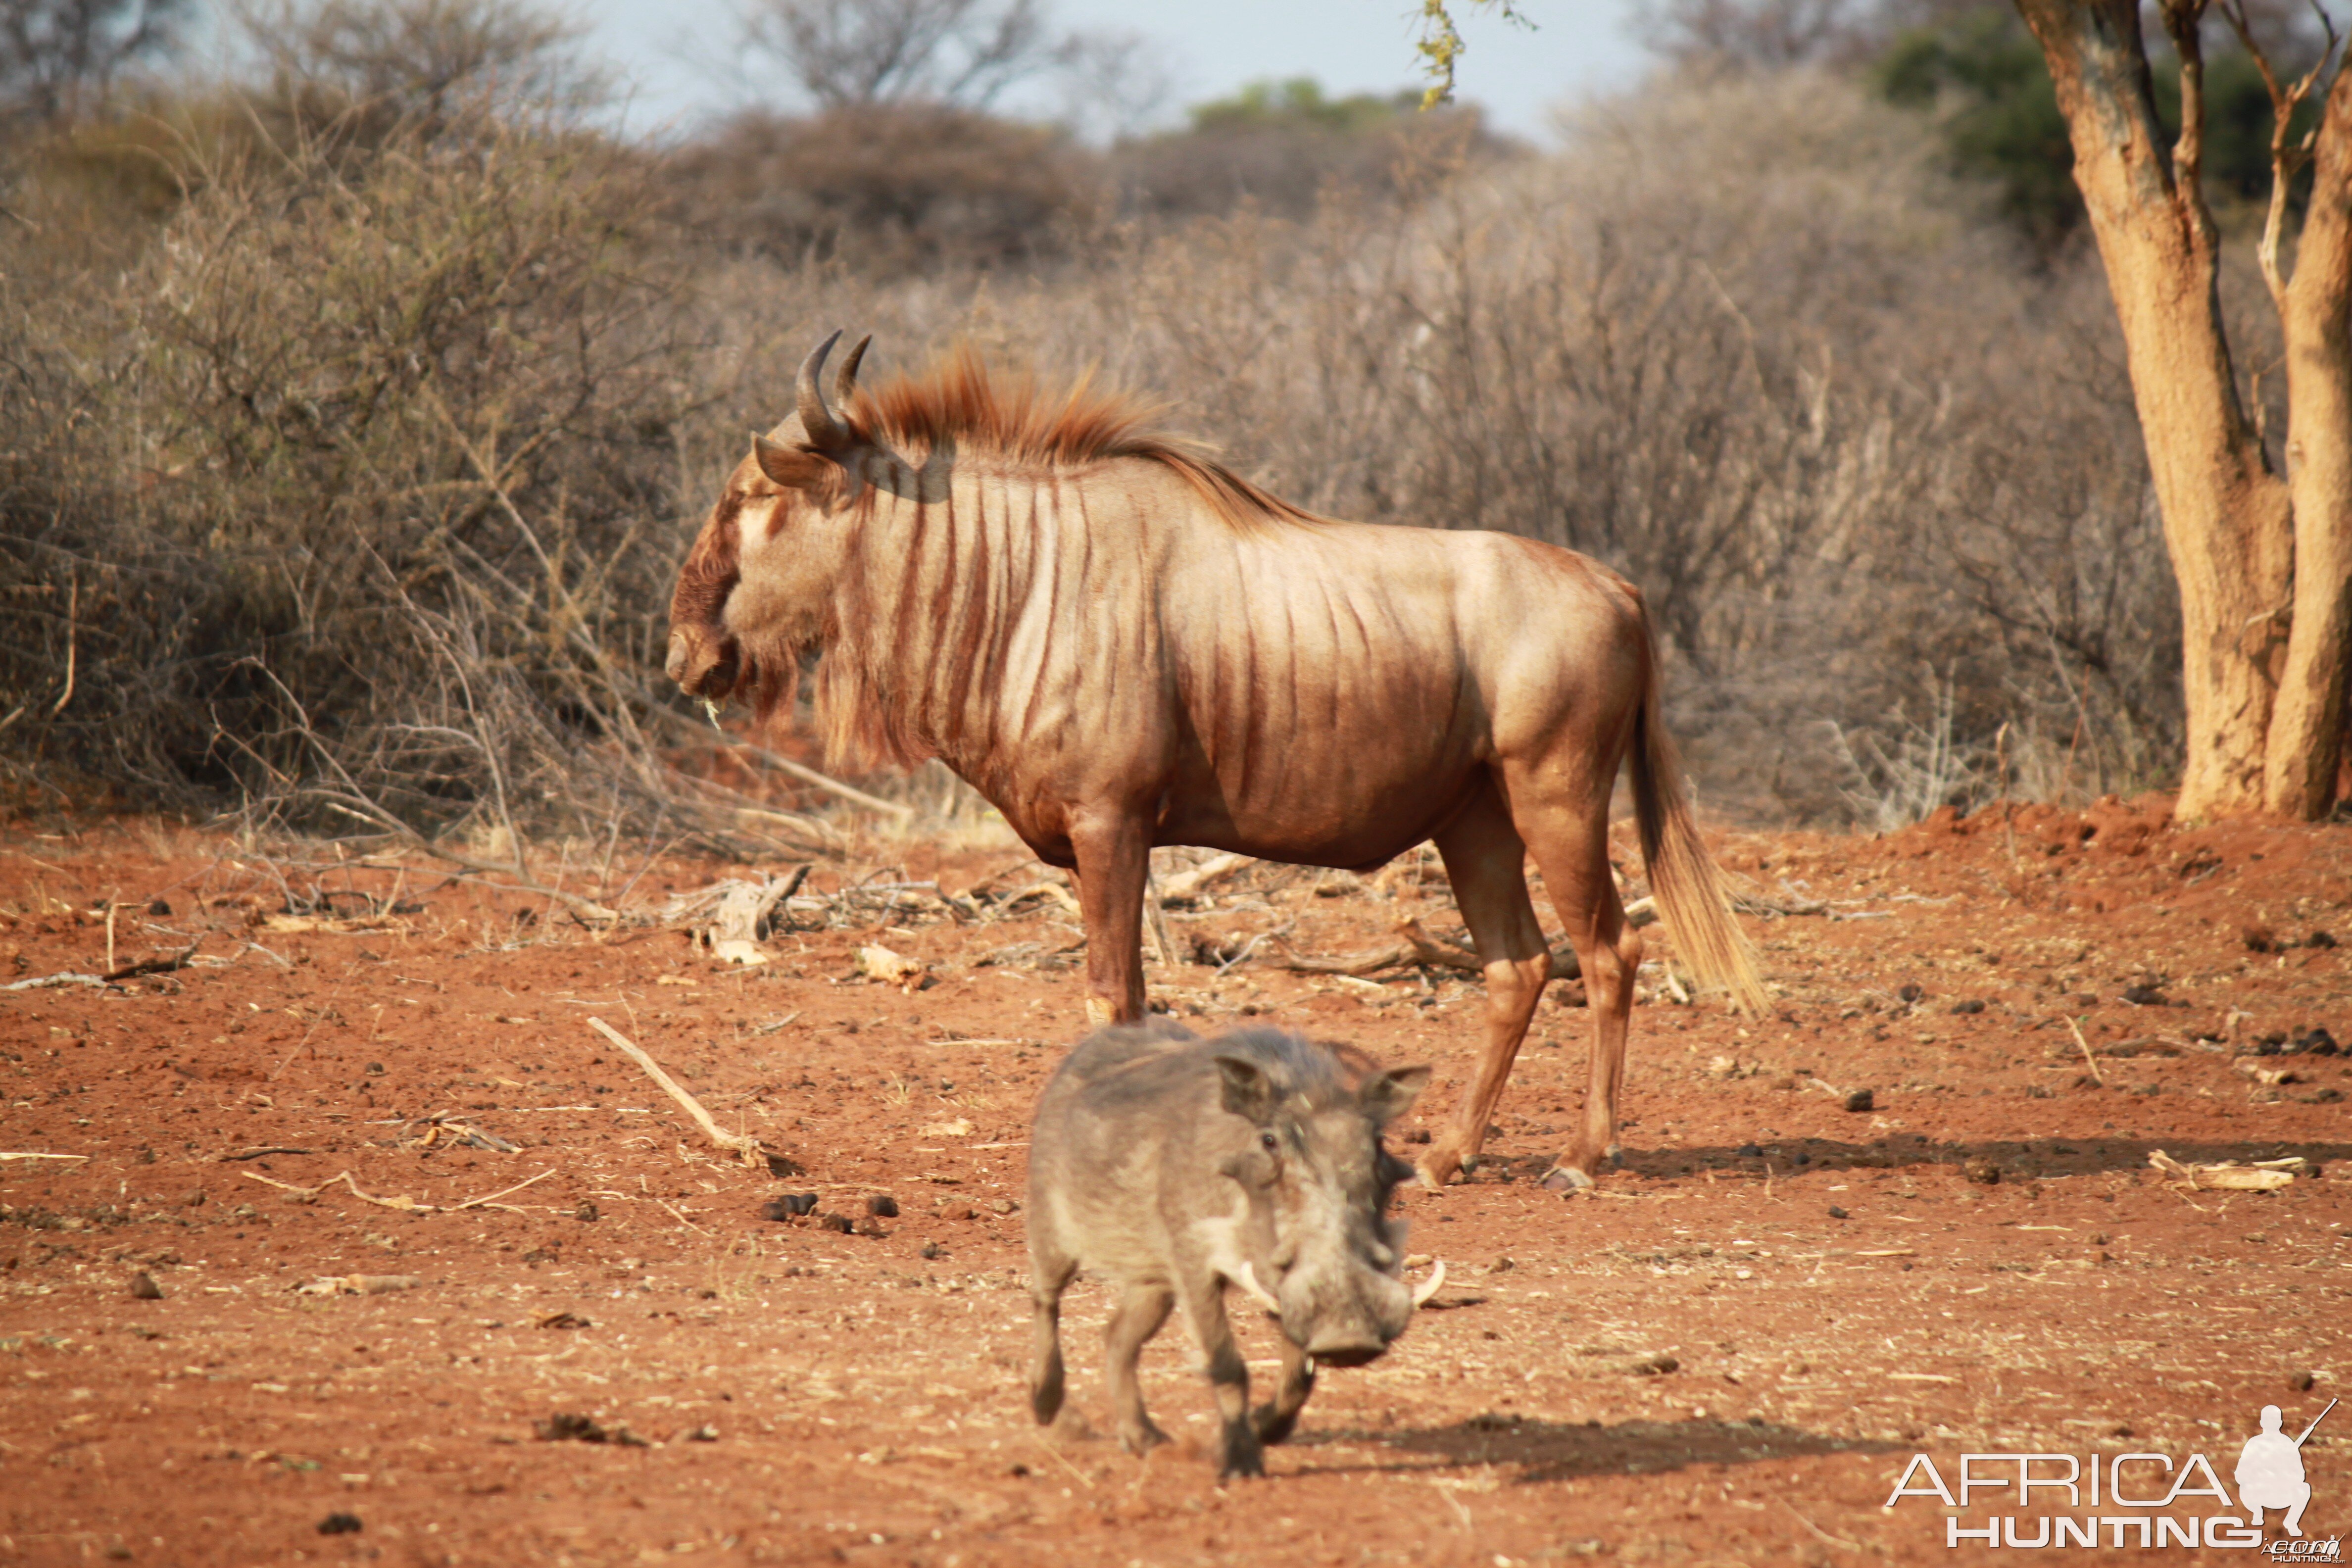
[666,332,1765,1188]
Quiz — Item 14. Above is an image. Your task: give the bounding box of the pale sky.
[584,0,1656,145]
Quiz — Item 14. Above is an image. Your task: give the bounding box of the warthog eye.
[1259,1129,1278,1153]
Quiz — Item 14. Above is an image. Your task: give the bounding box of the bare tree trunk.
[2016,0,2296,819]
[2265,63,2352,817]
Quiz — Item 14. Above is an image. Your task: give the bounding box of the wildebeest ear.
[1214,1055,1276,1125]
[752,434,835,491]
[1360,1065,1430,1125]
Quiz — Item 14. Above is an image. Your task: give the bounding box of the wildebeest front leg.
[1069,811,1150,1026]
[1251,1339,1316,1445]
[1103,1280,1176,1454]
[1416,782,1552,1190]
[1181,1278,1263,1478]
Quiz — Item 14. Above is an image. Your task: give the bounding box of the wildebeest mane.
[843,346,1322,532]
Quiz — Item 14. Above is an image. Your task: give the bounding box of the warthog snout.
[1027,1020,1429,1478]
[1281,1255,1412,1368]
[665,626,738,700]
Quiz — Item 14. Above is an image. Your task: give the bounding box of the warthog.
[1027,1020,1441,1478]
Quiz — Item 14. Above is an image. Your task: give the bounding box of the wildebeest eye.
[1259,1129,1278,1153]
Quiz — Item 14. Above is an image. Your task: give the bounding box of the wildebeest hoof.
[1217,1433,1267,1479]
[1540,1165,1594,1193]
[1117,1420,1170,1454]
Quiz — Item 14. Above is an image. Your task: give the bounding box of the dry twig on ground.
[588,1016,793,1172]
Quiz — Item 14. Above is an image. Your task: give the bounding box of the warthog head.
[666,330,871,715]
[1209,1039,1428,1366]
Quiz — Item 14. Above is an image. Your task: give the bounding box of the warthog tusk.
[702,696,725,731]
[1231,1261,1283,1314]
[1411,1258,1447,1308]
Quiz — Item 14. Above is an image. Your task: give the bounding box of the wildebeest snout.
[666,626,738,700]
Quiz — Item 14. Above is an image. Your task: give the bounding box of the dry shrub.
[0,112,827,855]
[662,103,1096,272]
[1108,88,1514,221]
[2,57,2185,844]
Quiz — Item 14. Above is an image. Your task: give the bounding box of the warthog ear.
[1360,1065,1430,1125]
[752,434,836,491]
[1214,1054,1277,1126]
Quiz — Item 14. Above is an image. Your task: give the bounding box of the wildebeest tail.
[1627,629,1767,1016]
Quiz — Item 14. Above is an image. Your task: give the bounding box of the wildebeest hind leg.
[1519,802,1641,1189]
[1069,813,1150,1026]
[1104,1280,1175,1453]
[1415,782,1551,1190]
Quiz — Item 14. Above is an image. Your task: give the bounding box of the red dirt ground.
[2,795,2347,1567]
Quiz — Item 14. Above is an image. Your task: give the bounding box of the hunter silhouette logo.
[1882,1397,2337,1551]
[2240,1400,2330,1538]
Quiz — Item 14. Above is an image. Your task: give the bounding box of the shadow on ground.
[1468,1136,2352,1185]
[1303,1416,1894,1484]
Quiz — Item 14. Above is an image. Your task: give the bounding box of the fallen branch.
[3,972,104,991]
[0,1151,90,1163]
[295,1274,421,1296]
[1158,852,1253,905]
[241,1166,556,1214]
[1397,917,1489,973]
[1731,891,1829,919]
[1267,917,1580,981]
[662,871,807,965]
[1267,933,1409,978]
[104,937,203,982]
[2148,1150,2301,1192]
[997,881,1083,917]
[588,1016,783,1171]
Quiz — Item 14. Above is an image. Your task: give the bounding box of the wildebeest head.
[1214,1044,1429,1367]
[666,330,872,714]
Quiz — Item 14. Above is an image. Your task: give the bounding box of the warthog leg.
[1514,788,1643,1188]
[1180,1276,1264,1478]
[1069,814,1150,1027]
[1416,781,1553,1190]
[1028,1251,1078,1426]
[1251,1339,1316,1445]
[1103,1280,1176,1454]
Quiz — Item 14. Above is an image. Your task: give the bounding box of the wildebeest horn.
[796,329,848,448]
[1231,1261,1283,1315]
[834,333,870,413]
[1411,1258,1447,1308]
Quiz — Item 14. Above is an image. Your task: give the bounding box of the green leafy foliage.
[1871,3,2320,253]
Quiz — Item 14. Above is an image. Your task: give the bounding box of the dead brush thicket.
[3,59,2189,874]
